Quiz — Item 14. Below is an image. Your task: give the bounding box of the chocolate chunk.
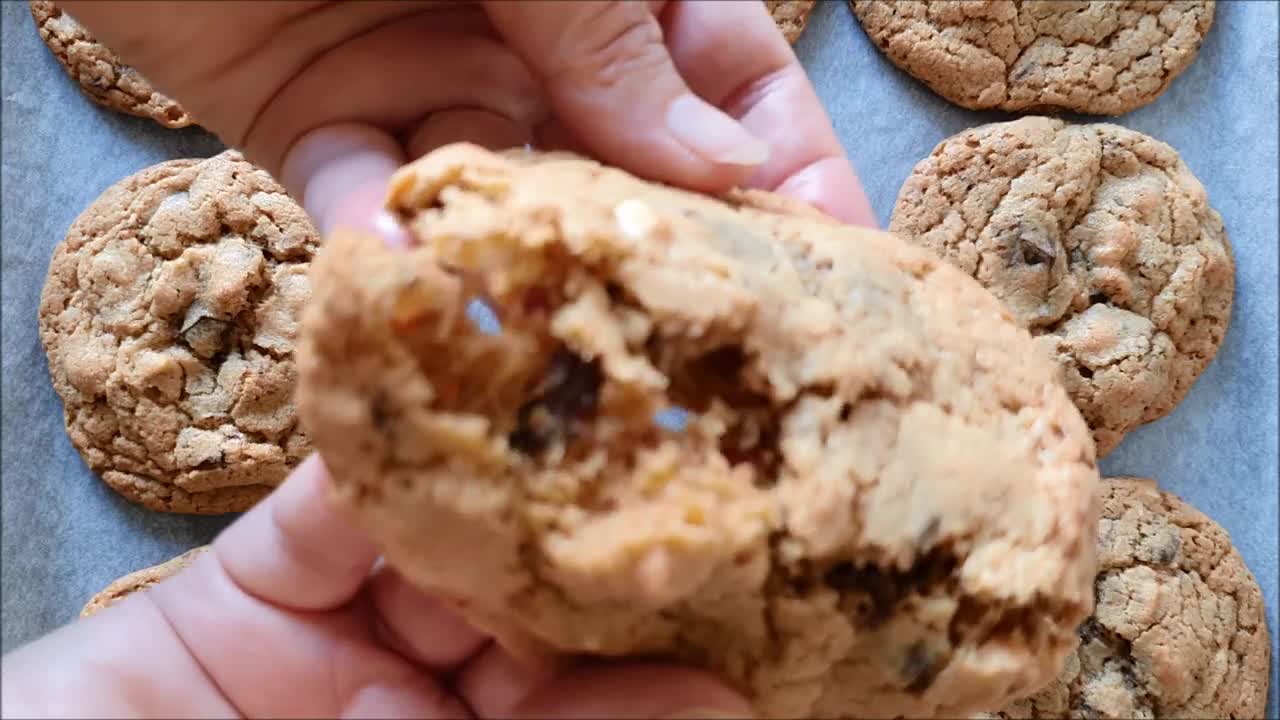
[901,641,946,693]
[658,344,782,484]
[1119,661,1141,690]
[1078,616,1105,644]
[824,549,957,629]
[1011,61,1039,81]
[192,456,223,471]
[666,345,762,411]
[718,408,782,488]
[1020,236,1056,265]
[1001,219,1058,267]
[1153,533,1180,565]
[370,392,391,434]
[825,562,902,627]
[1071,698,1102,719]
[180,311,230,358]
[917,516,941,546]
[509,349,602,456]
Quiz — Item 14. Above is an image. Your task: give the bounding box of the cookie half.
[81,546,208,618]
[981,477,1270,719]
[30,1,193,128]
[851,1,1215,115]
[766,0,817,44]
[39,151,318,514]
[297,144,1100,718]
[889,117,1233,456]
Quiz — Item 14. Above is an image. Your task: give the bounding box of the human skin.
[2,2,873,717]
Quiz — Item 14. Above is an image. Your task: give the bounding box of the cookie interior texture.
[889,117,1233,456]
[80,546,208,618]
[39,151,317,514]
[979,478,1270,719]
[297,143,1101,718]
[30,1,194,128]
[850,0,1215,115]
[766,0,817,44]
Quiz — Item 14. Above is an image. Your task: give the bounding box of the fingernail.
[666,93,770,167]
[659,709,753,719]
[324,187,414,250]
[370,209,413,250]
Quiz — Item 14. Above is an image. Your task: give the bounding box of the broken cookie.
[296,144,1101,718]
[39,151,318,513]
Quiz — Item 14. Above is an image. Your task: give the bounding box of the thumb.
[484,0,769,193]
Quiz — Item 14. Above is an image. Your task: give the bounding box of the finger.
[1,593,239,718]
[404,108,533,159]
[152,559,470,718]
[330,657,473,720]
[774,156,876,227]
[280,123,414,248]
[368,567,489,671]
[210,455,379,611]
[465,656,755,720]
[245,13,546,177]
[455,642,562,718]
[484,0,770,193]
[661,0,876,226]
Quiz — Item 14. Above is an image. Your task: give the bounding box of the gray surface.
[2,1,1276,714]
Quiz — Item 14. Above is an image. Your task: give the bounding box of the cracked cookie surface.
[297,144,1101,718]
[980,477,1270,719]
[39,151,318,514]
[80,547,208,618]
[850,1,1214,115]
[889,117,1233,456]
[766,0,816,43]
[30,1,193,128]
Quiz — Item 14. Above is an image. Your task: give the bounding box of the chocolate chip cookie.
[889,117,1233,456]
[80,547,208,618]
[39,151,318,514]
[296,144,1101,718]
[30,1,193,128]
[767,0,816,44]
[981,477,1270,719]
[850,1,1215,115]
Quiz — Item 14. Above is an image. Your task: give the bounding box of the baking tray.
[3,2,1275,714]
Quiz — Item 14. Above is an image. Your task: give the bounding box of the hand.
[5,2,875,715]
[55,0,876,235]
[1,457,754,718]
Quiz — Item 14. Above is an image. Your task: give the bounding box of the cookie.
[296,144,1101,718]
[850,1,1215,115]
[80,546,209,618]
[39,150,318,514]
[766,0,816,44]
[980,477,1270,719]
[30,1,194,128]
[888,117,1233,456]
